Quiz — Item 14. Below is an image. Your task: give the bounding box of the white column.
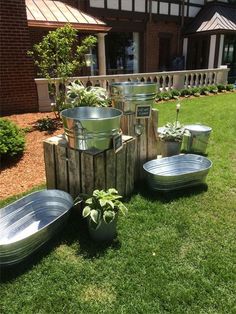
[97,33,107,76]
[208,35,217,69]
[182,37,188,69]
[217,34,225,67]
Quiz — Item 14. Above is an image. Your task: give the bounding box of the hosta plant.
[159,121,187,143]
[82,188,128,230]
[67,80,110,107]
[159,103,190,143]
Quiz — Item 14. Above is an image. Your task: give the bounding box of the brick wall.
[145,21,180,72]
[0,0,38,115]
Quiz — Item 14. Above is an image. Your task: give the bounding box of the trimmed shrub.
[200,86,210,95]
[160,91,172,100]
[180,88,191,97]
[208,85,218,94]
[226,84,234,91]
[171,89,181,99]
[0,119,25,158]
[217,84,226,92]
[191,87,201,97]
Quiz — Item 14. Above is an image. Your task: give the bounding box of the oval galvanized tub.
[0,190,73,265]
[61,107,123,151]
[182,124,212,154]
[110,82,157,113]
[143,154,212,191]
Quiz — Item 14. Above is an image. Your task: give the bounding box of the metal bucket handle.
[73,120,87,136]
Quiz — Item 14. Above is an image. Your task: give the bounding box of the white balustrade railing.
[35,67,229,112]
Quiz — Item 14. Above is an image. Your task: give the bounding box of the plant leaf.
[90,209,99,224]
[103,211,115,224]
[82,206,91,218]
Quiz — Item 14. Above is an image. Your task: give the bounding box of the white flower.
[176,103,181,110]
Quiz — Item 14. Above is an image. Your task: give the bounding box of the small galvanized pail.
[110,82,157,113]
[61,107,123,151]
[182,124,212,155]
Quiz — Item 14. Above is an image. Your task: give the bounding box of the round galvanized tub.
[61,107,123,151]
[110,82,157,113]
[182,124,212,154]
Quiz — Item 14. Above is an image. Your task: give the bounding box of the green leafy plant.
[66,80,110,107]
[170,89,181,99]
[217,84,226,92]
[191,87,201,97]
[159,121,188,143]
[200,86,210,95]
[35,117,58,133]
[0,118,25,158]
[208,85,218,94]
[82,189,128,230]
[180,88,191,97]
[28,24,97,115]
[160,91,172,100]
[226,84,234,91]
[159,103,190,143]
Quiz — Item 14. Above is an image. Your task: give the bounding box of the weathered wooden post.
[110,82,159,180]
[44,135,136,199]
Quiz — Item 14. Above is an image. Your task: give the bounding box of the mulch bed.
[0,112,63,200]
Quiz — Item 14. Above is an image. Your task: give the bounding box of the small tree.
[28,24,97,115]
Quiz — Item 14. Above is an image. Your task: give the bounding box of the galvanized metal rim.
[61,107,123,121]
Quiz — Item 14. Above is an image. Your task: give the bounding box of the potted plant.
[66,80,110,107]
[159,103,189,157]
[82,188,128,241]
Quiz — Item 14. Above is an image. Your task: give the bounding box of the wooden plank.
[138,118,148,180]
[81,151,94,196]
[67,148,81,199]
[120,114,129,135]
[125,137,136,196]
[94,152,106,190]
[43,141,56,189]
[116,142,127,196]
[147,109,159,160]
[106,148,116,189]
[55,145,69,192]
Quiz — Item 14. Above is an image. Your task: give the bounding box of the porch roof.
[185,3,236,35]
[26,0,111,32]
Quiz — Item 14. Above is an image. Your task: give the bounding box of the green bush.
[208,85,218,94]
[217,84,226,92]
[0,118,25,158]
[170,89,180,99]
[160,91,172,100]
[190,87,201,96]
[180,88,191,97]
[200,86,210,95]
[226,84,234,91]
[155,93,162,101]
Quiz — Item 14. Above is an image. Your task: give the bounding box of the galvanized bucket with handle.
[61,107,123,151]
[182,124,212,154]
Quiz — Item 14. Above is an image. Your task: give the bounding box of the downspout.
[149,0,152,22]
[178,0,185,55]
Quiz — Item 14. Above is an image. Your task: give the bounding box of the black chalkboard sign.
[135,105,151,118]
[113,134,123,153]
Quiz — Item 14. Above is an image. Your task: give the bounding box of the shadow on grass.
[134,180,208,204]
[0,208,121,283]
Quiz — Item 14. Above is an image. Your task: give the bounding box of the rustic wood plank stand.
[120,108,160,180]
[44,135,136,198]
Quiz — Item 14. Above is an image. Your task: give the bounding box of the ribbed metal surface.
[143,154,212,191]
[110,82,157,113]
[0,190,73,265]
[61,107,122,151]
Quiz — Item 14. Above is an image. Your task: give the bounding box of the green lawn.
[1,93,236,314]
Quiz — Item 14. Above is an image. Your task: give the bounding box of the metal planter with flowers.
[158,103,190,157]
